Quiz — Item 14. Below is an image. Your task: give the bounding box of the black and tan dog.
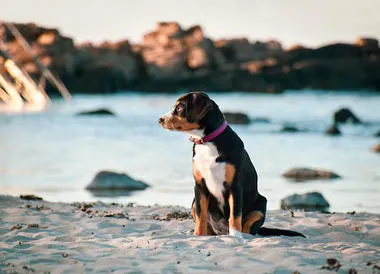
[159,92,305,238]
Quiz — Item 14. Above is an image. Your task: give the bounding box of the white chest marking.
[193,143,226,204]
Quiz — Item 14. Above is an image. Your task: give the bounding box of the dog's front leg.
[228,186,243,238]
[193,183,209,236]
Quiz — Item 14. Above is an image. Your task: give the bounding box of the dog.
[159,92,305,238]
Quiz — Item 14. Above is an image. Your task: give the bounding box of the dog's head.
[158,92,222,132]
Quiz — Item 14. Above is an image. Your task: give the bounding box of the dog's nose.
[158,117,164,124]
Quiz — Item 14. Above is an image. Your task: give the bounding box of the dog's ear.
[188,92,213,122]
[194,99,213,121]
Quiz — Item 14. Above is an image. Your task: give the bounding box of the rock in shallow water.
[283,168,341,181]
[76,108,116,116]
[280,125,301,133]
[325,124,341,136]
[20,194,43,201]
[333,108,362,124]
[86,171,149,191]
[223,112,250,124]
[281,192,330,211]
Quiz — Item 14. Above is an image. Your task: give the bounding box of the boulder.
[86,171,149,191]
[3,21,380,94]
[156,22,183,38]
[371,143,380,153]
[76,108,116,116]
[355,37,379,51]
[223,112,250,124]
[20,194,43,201]
[280,125,300,133]
[140,22,195,80]
[313,43,362,59]
[216,38,255,62]
[286,44,308,52]
[187,46,209,69]
[140,24,226,80]
[283,168,341,181]
[334,108,362,124]
[325,124,341,136]
[184,25,205,46]
[242,58,278,73]
[186,38,224,71]
[281,192,330,211]
[215,38,282,62]
[141,39,188,80]
[76,42,141,84]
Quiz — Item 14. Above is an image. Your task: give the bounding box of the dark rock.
[76,108,116,116]
[280,125,300,133]
[355,37,379,51]
[223,112,250,124]
[280,192,330,211]
[325,124,341,136]
[2,21,380,94]
[334,108,362,124]
[86,170,149,191]
[19,194,43,201]
[371,143,380,153]
[283,168,341,181]
[321,258,342,271]
[215,38,282,62]
[375,130,380,137]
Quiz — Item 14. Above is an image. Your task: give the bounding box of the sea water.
[1,90,379,213]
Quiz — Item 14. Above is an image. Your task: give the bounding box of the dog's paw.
[229,228,244,239]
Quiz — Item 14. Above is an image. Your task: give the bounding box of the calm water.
[1,91,380,213]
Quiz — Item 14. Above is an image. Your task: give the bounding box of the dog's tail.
[257,227,306,238]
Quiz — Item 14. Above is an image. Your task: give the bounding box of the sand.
[0,195,379,274]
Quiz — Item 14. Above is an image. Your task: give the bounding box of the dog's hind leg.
[242,211,265,234]
[242,194,267,234]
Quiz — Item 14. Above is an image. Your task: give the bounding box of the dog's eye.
[175,105,184,113]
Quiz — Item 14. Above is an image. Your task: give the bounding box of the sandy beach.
[0,195,379,273]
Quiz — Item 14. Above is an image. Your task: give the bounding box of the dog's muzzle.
[158,111,172,127]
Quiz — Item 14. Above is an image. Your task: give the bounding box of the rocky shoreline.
[1,21,380,95]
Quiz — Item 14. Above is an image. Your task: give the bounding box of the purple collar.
[189,121,228,145]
